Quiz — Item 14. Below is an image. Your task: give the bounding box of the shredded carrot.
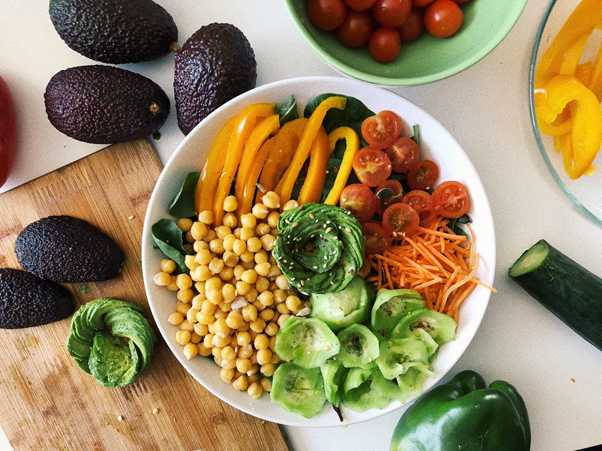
[369,217,495,321]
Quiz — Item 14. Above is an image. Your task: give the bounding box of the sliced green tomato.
[274,317,340,368]
[396,366,431,404]
[270,363,326,419]
[375,338,431,380]
[391,308,457,345]
[342,370,397,412]
[310,276,376,332]
[370,288,424,338]
[336,324,380,369]
[321,359,348,408]
[411,327,439,358]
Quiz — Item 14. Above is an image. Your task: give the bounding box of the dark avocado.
[44,65,170,144]
[0,268,74,329]
[15,216,125,283]
[174,23,257,135]
[49,0,178,64]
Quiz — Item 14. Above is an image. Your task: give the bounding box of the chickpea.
[198,210,214,225]
[262,191,280,209]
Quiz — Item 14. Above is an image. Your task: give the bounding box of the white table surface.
[2,1,602,450]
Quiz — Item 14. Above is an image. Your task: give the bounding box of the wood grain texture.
[0,139,289,451]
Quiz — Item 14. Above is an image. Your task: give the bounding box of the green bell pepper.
[390,370,530,451]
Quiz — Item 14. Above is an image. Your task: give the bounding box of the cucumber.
[336,324,380,369]
[321,359,347,408]
[370,288,424,338]
[270,363,326,418]
[391,308,457,346]
[375,338,431,380]
[509,239,602,351]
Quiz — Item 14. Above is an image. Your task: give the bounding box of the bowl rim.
[141,75,496,427]
[284,0,529,86]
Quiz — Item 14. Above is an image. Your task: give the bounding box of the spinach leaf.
[151,219,189,273]
[168,172,200,218]
[277,96,299,126]
[448,216,470,237]
[304,93,375,147]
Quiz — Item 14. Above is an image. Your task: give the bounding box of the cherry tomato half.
[383,203,419,236]
[368,27,402,63]
[397,7,424,42]
[424,0,464,38]
[0,76,17,189]
[407,159,439,191]
[340,183,377,223]
[362,221,393,255]
[308,0,348,31]
[402,190,436,226]
[361,110,403,149]
[373,0,412,28]
[337,10,374,48]
[385,137,419,173]
[374,179,404,216]
[352,147,393,187]
[344,0,377,11]
[432,180,470,218]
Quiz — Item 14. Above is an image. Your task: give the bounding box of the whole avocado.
[0,268,74,329]
[174,23,257,135]
[44,65,170,144]
[15,216,125,283]
[49,0,178,64]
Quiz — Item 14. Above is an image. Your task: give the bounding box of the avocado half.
[15,215,125,283]
[174,23,257,135]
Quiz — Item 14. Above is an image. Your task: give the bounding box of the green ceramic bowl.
[284,0,527,86]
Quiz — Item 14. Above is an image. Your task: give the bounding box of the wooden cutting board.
[0,139,289,451]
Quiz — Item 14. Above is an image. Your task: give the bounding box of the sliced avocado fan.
[66,297,157,387]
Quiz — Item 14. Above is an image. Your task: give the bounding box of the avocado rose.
[66,297,157,387]
[273,203,364,294]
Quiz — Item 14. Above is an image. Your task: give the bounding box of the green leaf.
[304,93,374,147]
[168,172,200,218]
[277,96,299,126]
[151,219,189,273]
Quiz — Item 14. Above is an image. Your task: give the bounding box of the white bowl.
[142,76,496,427]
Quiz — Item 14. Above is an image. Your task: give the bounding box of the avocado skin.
[0,268,74,329]
[44,65,170,144]
[174,23,257,135]
[14,216,125,283]
[49,0,178,64]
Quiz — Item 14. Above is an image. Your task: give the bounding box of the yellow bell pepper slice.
[275,96,347,205]
[536,105,572,136]
[537,75,602,179]
[195,115,238,214]
[234,114,281,207]
[257,118,308,199]
[239,137,276,216]
[575,62,593,86]
[324,127,360,205]
[297,126,330,205]
[213,103,275,226]
[588,42,602,101]
[559,31,590,76]
[535,0,602,86]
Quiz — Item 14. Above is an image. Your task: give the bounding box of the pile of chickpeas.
[153,191,309,399]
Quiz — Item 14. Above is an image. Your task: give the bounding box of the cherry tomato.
[412,0,435,6]
[424,0,464,38]
[0,76,17,189]
[432,180,470,218]
[402,190,436,226]
[361,110,403,149]
[344,0,377,11]
[397,7,424,42]
[407,159,439,190]
[385,137,419,173]
[373,0,412,28]
[337,10,374,48]
[368,27,402,63]
[382,203,419,236]
[352,147,393,187]
[307,0,347,31]
[340,183,378,223]
[362,221,393,255]
[374,179,404,216]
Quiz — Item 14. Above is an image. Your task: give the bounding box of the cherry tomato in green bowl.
[0,76,17,189]
[284,0,527,85]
